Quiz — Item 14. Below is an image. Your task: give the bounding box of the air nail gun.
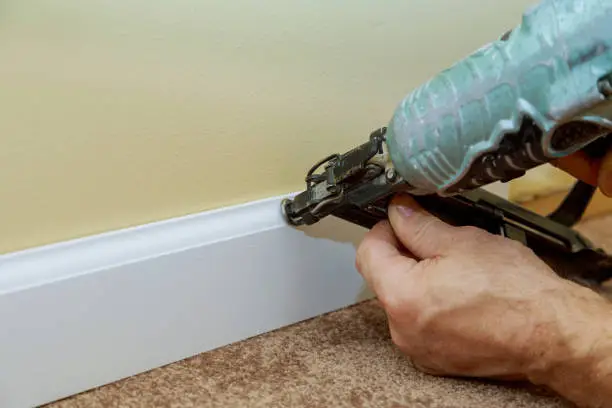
[281,0,612,287]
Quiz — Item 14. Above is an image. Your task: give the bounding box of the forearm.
[527,284,612,408]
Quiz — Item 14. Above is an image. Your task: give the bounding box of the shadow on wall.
[296,215,374,303]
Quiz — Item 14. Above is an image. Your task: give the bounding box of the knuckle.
[355,245,373,273]
[379,291,419,323]
[378,265,425,319]
[355,223,387,270]
[354,246,365,271]
[354,256,362,273]
[378,292,408,317]
[354,241,372,272]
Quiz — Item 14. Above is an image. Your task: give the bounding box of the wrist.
[525,282,612,406]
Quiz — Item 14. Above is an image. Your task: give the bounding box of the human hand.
[354,193,607,382]
[552,146,612,197]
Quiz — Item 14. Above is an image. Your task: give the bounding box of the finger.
[355,221,417,301]
[551,150,601,186]
[598,149,612,197]
[387,194,464,259]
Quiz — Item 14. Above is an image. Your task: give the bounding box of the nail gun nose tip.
[280,198,299,226]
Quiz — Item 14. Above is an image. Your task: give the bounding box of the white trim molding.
[0,193,372,408]
[0,184,508,407]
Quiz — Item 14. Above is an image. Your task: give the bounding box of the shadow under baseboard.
[292,215,375,303]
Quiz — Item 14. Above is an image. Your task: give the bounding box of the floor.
[45,214,612,408]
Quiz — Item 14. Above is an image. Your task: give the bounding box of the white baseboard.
[0,193,373,408]
[0,184,508,408]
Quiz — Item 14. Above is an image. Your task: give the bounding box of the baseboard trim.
[0,193,373,408]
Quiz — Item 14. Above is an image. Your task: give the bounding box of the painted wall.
[0,0,535,253]
[509,164,575,203]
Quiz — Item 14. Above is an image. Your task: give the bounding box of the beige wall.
[508,165,576,203]
[0,0,535,253]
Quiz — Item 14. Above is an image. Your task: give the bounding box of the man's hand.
[553,147,612,196]
[355,194,612,407]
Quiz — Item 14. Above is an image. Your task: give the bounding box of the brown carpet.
[46,214,612,408]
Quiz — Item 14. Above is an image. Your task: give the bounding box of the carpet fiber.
[46,214,612,408]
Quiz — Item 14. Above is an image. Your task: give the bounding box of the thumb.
[387,194,466,259]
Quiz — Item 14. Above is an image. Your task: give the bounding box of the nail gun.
[281,0,612,287]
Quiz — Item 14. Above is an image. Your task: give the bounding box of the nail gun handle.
[330,187,612,287]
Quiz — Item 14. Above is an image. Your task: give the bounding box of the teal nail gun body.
[282,0,612,286]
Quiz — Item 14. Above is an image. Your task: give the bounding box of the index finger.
[355,220,418,300]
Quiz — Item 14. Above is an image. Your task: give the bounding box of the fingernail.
[395,204,414,218]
